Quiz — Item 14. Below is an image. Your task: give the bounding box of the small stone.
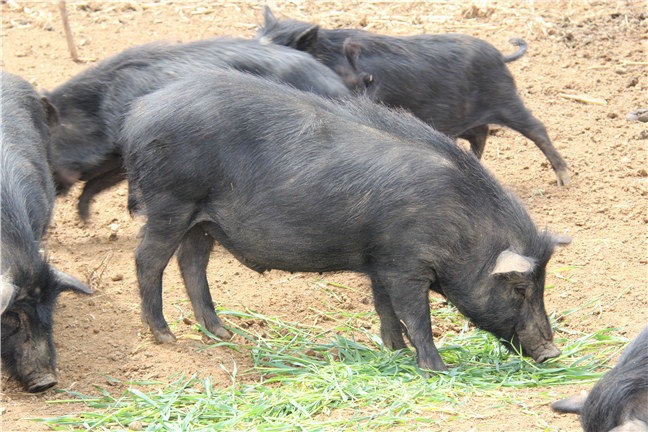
[627,108,648,123]
[111,274,124,282]
[129,420,143,431]
[627,77,638,87]
[607,112,618,119]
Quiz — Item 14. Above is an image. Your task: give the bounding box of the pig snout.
[532,343,561,363]
[26,372,57,393]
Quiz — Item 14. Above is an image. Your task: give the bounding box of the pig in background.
[257,7,571,186]
[551,326,648,432]
[122,69,569,372]
[1,72,92,393]
[43,37,366,221]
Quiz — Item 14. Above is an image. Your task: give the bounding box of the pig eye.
[1,313,21,336]
[513,285,527,296]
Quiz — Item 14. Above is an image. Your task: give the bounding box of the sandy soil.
[1,1,646,431]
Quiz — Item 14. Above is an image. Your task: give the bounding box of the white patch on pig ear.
[51,268,93,294]
[1,275,19,313]
[491,249,535,275]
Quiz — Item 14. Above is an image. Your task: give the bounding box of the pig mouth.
[532,344,561,363]
[26,373,57,393]
[504,335,561,363]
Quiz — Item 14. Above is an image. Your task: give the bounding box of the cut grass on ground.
[35,298,627,432]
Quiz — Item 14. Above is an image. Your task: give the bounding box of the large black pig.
[1,72,92,392]
[45,37,362,220]
[551,326,648,432]
[122,70,569,371]
[257,7,570,186]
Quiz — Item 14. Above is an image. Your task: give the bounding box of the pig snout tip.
[534,345,561,363]
[27,374,57,393]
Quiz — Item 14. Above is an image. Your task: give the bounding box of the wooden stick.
[559,93,607,106]
[58,0,79,62]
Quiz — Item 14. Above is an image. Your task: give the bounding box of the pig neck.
[1,214,48,289]
[1,162,52,284]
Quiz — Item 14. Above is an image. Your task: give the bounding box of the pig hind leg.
[458,124,489,159]
[135,205,194,343]
[370,275,407,350]
[496,99,570,186]
[77,168,125,220]
[375,272,447,372]
[177,224,231,339]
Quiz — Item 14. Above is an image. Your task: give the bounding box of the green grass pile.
[35,280,627,431]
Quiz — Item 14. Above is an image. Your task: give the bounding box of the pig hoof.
[27,374,57,393]
[418,360,449,374]
[211,325,232,340]
[202,322,232,339]
[555,168,570,187]
[382,336,407,351]
[152,328,176,344]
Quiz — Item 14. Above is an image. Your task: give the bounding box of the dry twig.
[559,93,607,106]
[58,0,79,62]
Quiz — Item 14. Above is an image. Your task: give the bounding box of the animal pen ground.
[1,1,646,431]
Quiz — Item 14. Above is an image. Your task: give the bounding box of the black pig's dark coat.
[122,70,564,371]
[257,8,570,186]
[552,326,648,432]
[1,72,90,393]
[45,37,355,219]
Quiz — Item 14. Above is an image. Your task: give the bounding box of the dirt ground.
[1,1,646,431]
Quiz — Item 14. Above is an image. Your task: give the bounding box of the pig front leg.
[376,271,448,372]
[458,124,489,159]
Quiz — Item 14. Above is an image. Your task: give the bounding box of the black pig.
[551,326,648,432]
[1,72,92,392]
[257,7,570,186]
[122,70,569,371]
[44,37,361,220]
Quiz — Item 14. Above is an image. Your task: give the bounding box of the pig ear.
[51,268,93,294]
[550,393,587,414]
[491,249,535,275]
[294,25,319,52]
[1,275,19,314]
[549,233,572,246]
[41,96,59,126]
[262,6,278,27]
[343,38,362,69]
